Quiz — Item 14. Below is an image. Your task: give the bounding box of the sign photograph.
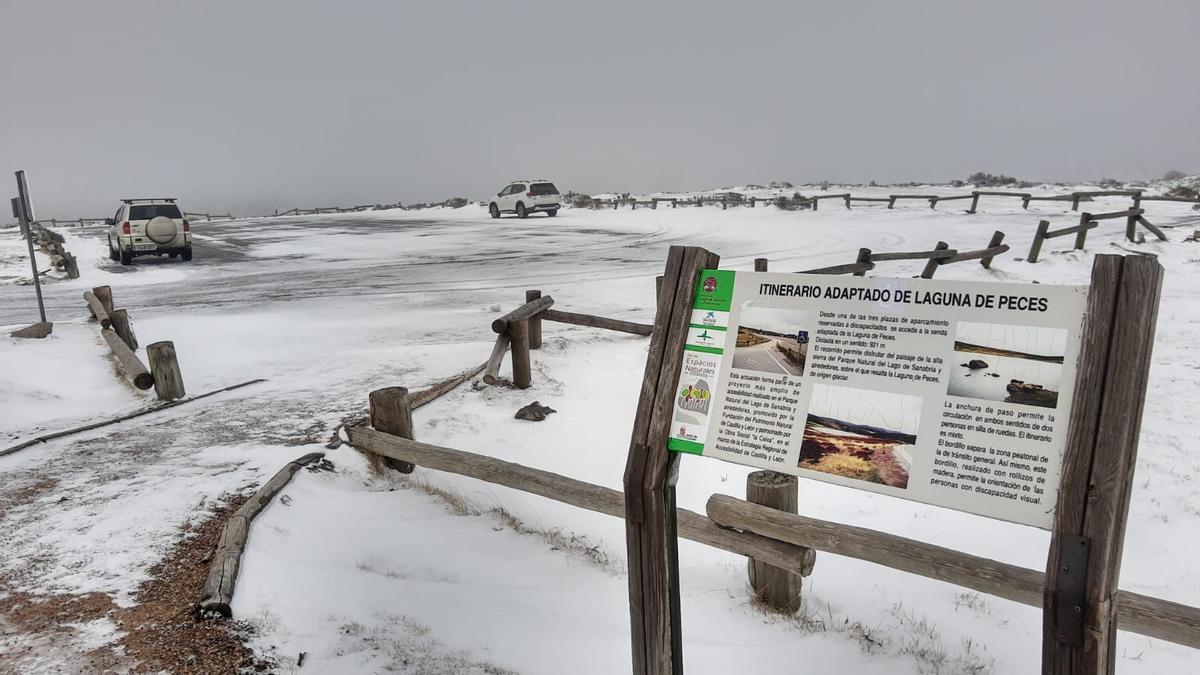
[667,269,1088,528]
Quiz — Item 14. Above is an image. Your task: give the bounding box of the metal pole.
[15,171,47,322]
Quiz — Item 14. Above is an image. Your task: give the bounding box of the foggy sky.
[3,0,1197,218]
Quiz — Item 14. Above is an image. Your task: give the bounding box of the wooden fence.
[594,188,1200,214]
[339,247,1200,675]
[28,223,79,279]
[83,285,185,400]
[1027,208,1166,262]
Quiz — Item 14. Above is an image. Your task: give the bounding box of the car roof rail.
[121,197,178,204]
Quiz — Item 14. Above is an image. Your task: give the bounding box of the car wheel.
[120,248,132,266]
[181,247,193,262]
[516,202,528,219]
[546,209,558,218]
[107,236,119,261]
[489,203,500,219]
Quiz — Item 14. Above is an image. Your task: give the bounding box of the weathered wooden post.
[749,197,756,208]
[368,387,416,473]
[482,334,511,385]
[854,248,872,276]
[980,231,1005,269]
[929,197,938,209]
[1124,210,1137,243]
[624,245,718,675]
[921,242,949,279]
[109,309,137,349]
[63,253,79,279]
[887,196,896,209]
[1042,254,1163,675]
[147,340,186,401]
[93,285,114,314]
[510,319,532,389]
[526,290,543,350]
[746,471,813,612]
[754,258,768,272]
[811,197,819,212]
[842,195,850,209]
[1029,220,1051,263]
[84,290,112,328]
[1078,214,1094,250]
[1023,195,1032,209]
[968,192,980,214]
[1071,193,1081,211]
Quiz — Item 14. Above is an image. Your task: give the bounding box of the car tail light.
[182,220,190,232]
[122,222,130,235]
[526,192,533,198]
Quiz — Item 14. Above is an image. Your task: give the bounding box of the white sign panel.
[668,269,1088,529]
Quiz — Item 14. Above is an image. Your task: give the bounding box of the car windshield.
[129,204,182,220]
[529,183,559,196]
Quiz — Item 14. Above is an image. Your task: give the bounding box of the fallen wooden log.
[0,378,267,458]
[344,426,816,576]
[868,248,958,262]
[540,308,653,336]
[412,362,486,408]
[84,291,112,328]
[198,451,326,618]
[491,295,555,333]
[101,328,154,390]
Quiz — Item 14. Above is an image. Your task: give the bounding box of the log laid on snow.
[101,328,154,390]
[198,451,325,618]
[84,291,112,328]
[540,308,654,336]
[411,361,486,409]
[344,426,817,576]
[491,295,555,333]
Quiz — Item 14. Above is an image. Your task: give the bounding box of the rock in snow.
[515,401,557,422]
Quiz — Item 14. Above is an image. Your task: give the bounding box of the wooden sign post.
[623,249,1163,675]
[624,245,717,675]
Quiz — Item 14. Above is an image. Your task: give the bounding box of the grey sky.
[3,0,1197,217]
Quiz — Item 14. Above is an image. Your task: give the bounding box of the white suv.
[489,181,560,219]
[106,198,193,265]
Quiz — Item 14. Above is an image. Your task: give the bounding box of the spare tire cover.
[145,216,178,244]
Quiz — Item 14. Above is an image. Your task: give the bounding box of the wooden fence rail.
[705,495,1200,650]
[345,425,818,582]
[83,285,184,399]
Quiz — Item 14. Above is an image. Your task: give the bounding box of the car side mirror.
[498,192,504,197]
[105,218,114,225]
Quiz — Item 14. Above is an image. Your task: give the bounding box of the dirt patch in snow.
[0,494,273,674]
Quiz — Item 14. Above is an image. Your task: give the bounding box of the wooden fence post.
[1072,194,1081,211]
[746,471,811,612]
[921,242,949,278]
[1124,211,1137,243]
[1078,214,1094,250]
[510,319,532,389]
[93,286,114,314]
[625,245,718,675]
[887,196,896,209]
[1029,220,1051,263]
[968,192,980,214]
[146,341,186,401]
[1043,254,1163,674]
[811,198,819,212]
[981,231,1005,269]
[482,334,511,385]
[526,290,543,350]
[854,248,872,276]
[368,387,416,473]
[109,309,137,349]
[754,258,768,272]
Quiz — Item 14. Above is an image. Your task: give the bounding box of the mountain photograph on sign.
[732,303,812,377]
[799,383,922,489]
[948,322,1067,409]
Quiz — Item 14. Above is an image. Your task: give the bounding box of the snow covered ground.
[1,188,1198,673]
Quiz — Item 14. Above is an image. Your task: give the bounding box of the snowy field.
[1,188,1198,673]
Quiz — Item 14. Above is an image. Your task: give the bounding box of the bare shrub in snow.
[445,197,468,208]
[1164,169,1187,181]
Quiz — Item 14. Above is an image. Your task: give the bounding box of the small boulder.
[515,401,557,422]
[10,321,52,339]
[966,359,989,370]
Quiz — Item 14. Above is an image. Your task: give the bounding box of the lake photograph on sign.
[731,303,812,377]
[947,321,1067,409]
[799,383,923,489]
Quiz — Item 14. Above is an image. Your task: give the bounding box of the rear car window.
[129,204,182,220]
[530,183,559,196]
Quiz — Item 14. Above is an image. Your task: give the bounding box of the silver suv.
[488,181,560,219]
[106,198,193,265]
